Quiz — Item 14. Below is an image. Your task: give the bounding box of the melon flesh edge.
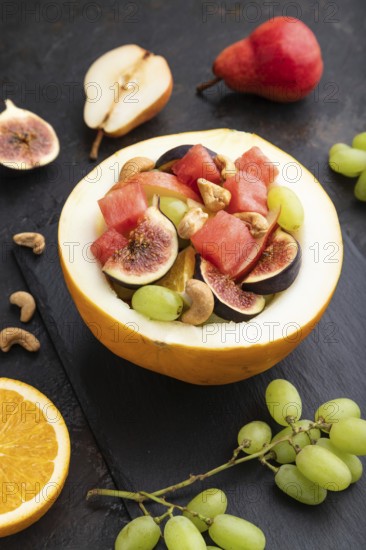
[59,129,342,350]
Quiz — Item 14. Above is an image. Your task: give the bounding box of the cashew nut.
[13,232,46,255]
[197,178,231,212]
[177,208,208,240]
[181,280,215,325]
[234,212,269,238]
[9,291,36,323]
[214,154,237,180]
[119,156,155,182]
[0,327,40,352]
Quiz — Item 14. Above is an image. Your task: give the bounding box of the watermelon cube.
[172,144,221,193]
[191,210,257,278]
[224,172,268,216]
[98,182,148,234]
[235,146,279,187]
[91,228,128,265]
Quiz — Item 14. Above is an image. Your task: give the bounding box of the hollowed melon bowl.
[59,129,342,385]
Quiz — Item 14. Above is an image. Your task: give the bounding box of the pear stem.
[90,129,104,161]
[196,76,222,94]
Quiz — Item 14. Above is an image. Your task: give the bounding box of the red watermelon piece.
[191,210,257,278]
[235,146,279,187]
[224,172,268,216]
[172,144,221,193]
[98,182,148,234]
[91,228,128,266]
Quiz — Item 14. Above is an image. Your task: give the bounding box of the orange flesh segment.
[0,389,57,514]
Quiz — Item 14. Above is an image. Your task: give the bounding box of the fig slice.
[103,197,178,288]
[196,255,265,322]
[0,99,59,171]
[241,229,301,294]
[156,144,216,171]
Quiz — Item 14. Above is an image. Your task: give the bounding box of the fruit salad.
[91,144,304,325]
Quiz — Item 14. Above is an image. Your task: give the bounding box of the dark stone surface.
[1,0,366,548]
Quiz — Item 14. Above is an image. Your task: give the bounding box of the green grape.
[271,420,320,464]
[159,197,188,228]
[267,186,304,232]
[296,445,352,491]
[206,547,222,549]
[315,397,361,431]
[352,132,366,151]
[329,143,349,157]
[114,516,161,550]
[132,285,183,321]
[183,489,227,532]
[316,438,363,483]
[330,417,366,456]
[275,464,327,505]
[237,421,272,454]
[329,148,366,177]
[164,516,206,550]
[354,170,366,201]
[265,379,302,426]
[208,514,266,550]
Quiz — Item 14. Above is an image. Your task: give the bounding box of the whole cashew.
[197,178,231,212]
[234,212,269,238]
[177,208,208,240]
[119,156,155,182]
[9,291,36,323]
[13,232,46,255]
[214,154,237,180]
[181,280,214,325]
[0,327,40,352]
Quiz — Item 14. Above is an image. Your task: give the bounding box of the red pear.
[197,17,323,102]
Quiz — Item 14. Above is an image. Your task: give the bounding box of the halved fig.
[241,229,301,294]
[196,256,265,322]
[103,198,178,288]
[156,144,216,171]
[0,99,59,172]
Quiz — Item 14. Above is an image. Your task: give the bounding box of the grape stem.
[87,420,330,510]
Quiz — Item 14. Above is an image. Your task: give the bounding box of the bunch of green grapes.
[114,488,265,550]
[329,132,366,201]
[258,379,365,505]
[93,378,365,549]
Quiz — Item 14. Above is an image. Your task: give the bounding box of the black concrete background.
[1,1,366,548]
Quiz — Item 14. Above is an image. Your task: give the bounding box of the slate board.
[13,223,366,550]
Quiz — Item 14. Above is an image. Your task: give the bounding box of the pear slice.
[0,100,59,171]
[84,45,173,160]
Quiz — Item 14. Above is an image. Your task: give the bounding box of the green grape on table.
[164,516,206,550]
[114,516,161,550]
[132,285,183,321]
[315,397,361,431]
[237,421,272,454]
[183,488,227,532]
[267,186,304,232]
[354,170,366,201]
[329,148,366,177]
[352,132,366,151]
[329,143,349,157]
[208,514,266,550]
[159,197,188,228]
[275,464,327,505]
[296,445,352,491]
[271,419,320,464]
[316,438,363,483]
[330,417,366,456]
[265,379,302,426]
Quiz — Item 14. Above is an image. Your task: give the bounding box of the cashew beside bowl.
[0,327,40,352]
[9,291,36,323]
[13,232,46,255]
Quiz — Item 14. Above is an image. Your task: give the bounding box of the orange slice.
[0,378,70,537]
[158,246,196,293]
